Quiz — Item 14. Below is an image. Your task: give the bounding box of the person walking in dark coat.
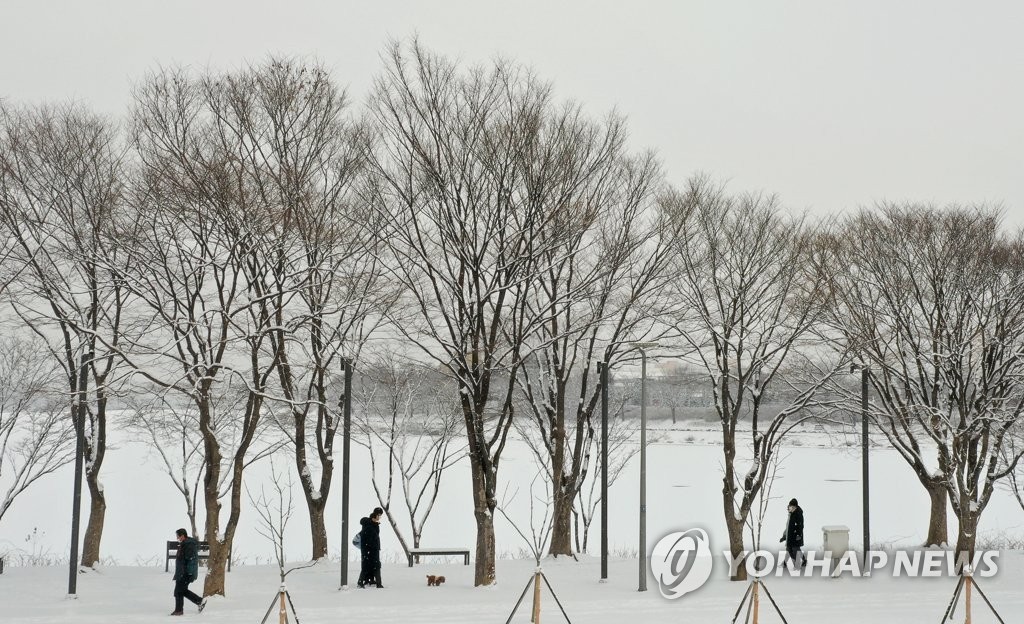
[357,507,384,588]
[779,498,805,568]
[171,528,206,615]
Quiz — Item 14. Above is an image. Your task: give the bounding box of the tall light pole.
[598,361,609,582]
[630,341,658,592]
[860,366,870,570]
[851,364,871,569]
[339,357,353,589]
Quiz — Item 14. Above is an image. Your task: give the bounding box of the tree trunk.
[954,510,978,572]
[382,509,412,560]
[294,451,335,561]
[548,484,574,557]
[201,395,226,597]
[306,498,328,561]
[721,419,747,581]
[80,473,106,568]
[924,480,949,547]
[723,496,748,581]
[203,534,231,596]
[473,506,496,586]
[573,508,583,554]
[80,396,107,569]
[290,387,336,562]
[470,463,496,586]
[546,382,574,557]
[202,504,227,596]
[203,472,244,597]
[186,490,198,540]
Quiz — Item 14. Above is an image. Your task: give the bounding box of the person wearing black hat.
[779,498,805,569]
[357,507,384,588]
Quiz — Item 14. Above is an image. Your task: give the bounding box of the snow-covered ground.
[4,554,1024,623]
[3,420,1024,621]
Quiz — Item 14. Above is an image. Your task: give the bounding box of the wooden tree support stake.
[532,570,543,623]
[940,572,1005,624]
[732,579,789,624]
[505,569,572,624]
[259,584,302,624]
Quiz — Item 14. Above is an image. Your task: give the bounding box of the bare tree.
[665,176,836,580]
[247,459,318,582]
[0,336,74,524]
[0,103,128,567]
[123,65,288,595]
[497,470,555,565]
[206,57,390,560]
[363,40,596,585]
[824,204,1024,558]
[514,141,682,557]
[353,352,466,559]
[746,452,784,554]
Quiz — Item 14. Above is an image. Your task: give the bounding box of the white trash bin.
[822,525,850,575]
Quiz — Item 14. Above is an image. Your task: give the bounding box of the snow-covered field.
[4,554,1024,622]
[3,420,1024,622]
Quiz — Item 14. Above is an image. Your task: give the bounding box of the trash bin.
[822,525,850,573]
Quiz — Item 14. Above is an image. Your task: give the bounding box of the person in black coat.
[780,498,805,568]
[357,507,384,588]
[171,528,206,615]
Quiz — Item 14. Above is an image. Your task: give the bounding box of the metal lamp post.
[339,357,353,588]
[630,341,659,592]
[851,364,871,569]
[67,394,85,596]
[598,361,609,582]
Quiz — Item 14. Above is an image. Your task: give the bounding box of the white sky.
[2,0,1022,224]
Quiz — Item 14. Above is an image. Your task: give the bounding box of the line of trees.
[2,40,1024,590]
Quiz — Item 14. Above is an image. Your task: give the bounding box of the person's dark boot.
[169,611,183,616]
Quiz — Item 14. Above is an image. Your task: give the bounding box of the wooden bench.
[165,540,231,573]
[407,547,470,567]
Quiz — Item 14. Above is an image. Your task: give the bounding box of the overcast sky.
[2,0,1022,224]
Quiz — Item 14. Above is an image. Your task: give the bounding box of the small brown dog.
[426,575,446,587]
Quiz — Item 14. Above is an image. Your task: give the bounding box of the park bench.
[165,540,231,573]
[407,547,470,567]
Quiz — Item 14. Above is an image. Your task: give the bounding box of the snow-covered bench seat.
[407,547,470,567]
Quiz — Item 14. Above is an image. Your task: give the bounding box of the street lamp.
[630,341,659,592]
[850,364,871,570]
[598,361,610,582]
[339,357,353,589]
